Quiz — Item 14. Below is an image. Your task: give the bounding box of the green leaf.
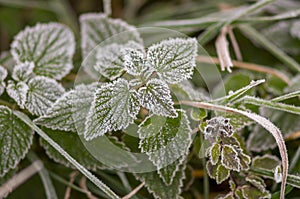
[39,128,105,171]
[84,78,139,140]
[25,76,65,116]
[0,105,34,176]
[216,164,230,184]
[190,108,207,121]
[237,185,271,199]
[94,41,144,80]
[34,83,98,133]
[11,23,75,80]
[6,81,28,108]
[221,145,240,171]
[209,142,221,165]
[217,111,253,131]
[134,160,186,199]
[0,65,7,96]
[80,13,143,59]
[147,38,197,84]
[252,155,281,171]
[138,110,192,185]
[138,78,177,118]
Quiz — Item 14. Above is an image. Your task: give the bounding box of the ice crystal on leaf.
[0,106,34,177]
[12,61,34,82]
[26,76,65,116]
[0,65,8,96]
[138,79,177,118]
[146,38,197,84]
[138,110,192,185]
[80,13,143,59]
[11,23,75,80]
[94,41,143,80]
[35,83,99,133]
[6,81,28,109]
[84,79,139,140]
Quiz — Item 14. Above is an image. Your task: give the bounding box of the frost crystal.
[12,61,34,82]
[146,38,198,84]
[0,65,7,96]
[11,23,75,80]
[6,81,28,109]
[138,79,177,118]
[80,13,143,59]
[35,83,98,133]
[0,106,34,177]
[94,41,143,80]
[138,110,192,185]
[84,78,139,140]
[26,76,65,116]
[204,116,233,139]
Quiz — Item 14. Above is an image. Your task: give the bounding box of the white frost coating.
[138,78,177,118]
[34,83,98,133]
[0,65,7,81]
[0,65,7,96]
[11,23,75,80]
[147,38,198,84]
[12,61,34,82]
[26,76,65,116]
[6,81,29,109]
[94,41,143,80]
[80,13,143,58]
[274,165,283,183]
[84,78,139,140]
[138,110,192,185]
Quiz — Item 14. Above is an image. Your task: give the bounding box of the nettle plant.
[0,9,300,199]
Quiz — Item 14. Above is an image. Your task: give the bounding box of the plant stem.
[178,100,288,199]
[103,0,112,16]
[122,182,145,199]
[0,160,43,198]
[239,25,300,72]
[13,110,120,199]
[196,55,290,84]
[27,152,58,199]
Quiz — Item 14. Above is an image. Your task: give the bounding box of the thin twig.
[196,55,290,84]
[79,176,98,199]
[215,26,233,72]
[192,127,200,134]
[0,160,43,198]
[192,170,204,178]
[122,182,145,199]
[228,27,242,61]
[285,131,300,141]
[64,171,79,199]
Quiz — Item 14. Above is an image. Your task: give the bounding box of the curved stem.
[179,100,288,199]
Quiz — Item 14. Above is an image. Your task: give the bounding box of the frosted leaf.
[39,128,106,171]
[221,145,240,171]
[123,48,153,79]
[6,81,28,108]
[274,165,282,183]
[26,76,65,116]
[0,106,34,176]
[34,83,98,133]
[203,116,233,140]
[206,161,230,184]
[0,65,8,96]
[146,38,197,84]
[134,160,186,199]
[138,110,192,185]
[0,65,7,81]
[12,61,34,82]
[11,23,75,80]
[138,79,177,118]
[80,13,143,59]
[252,154,281,171]
[84,78,139,140]
[94,41,143,80]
